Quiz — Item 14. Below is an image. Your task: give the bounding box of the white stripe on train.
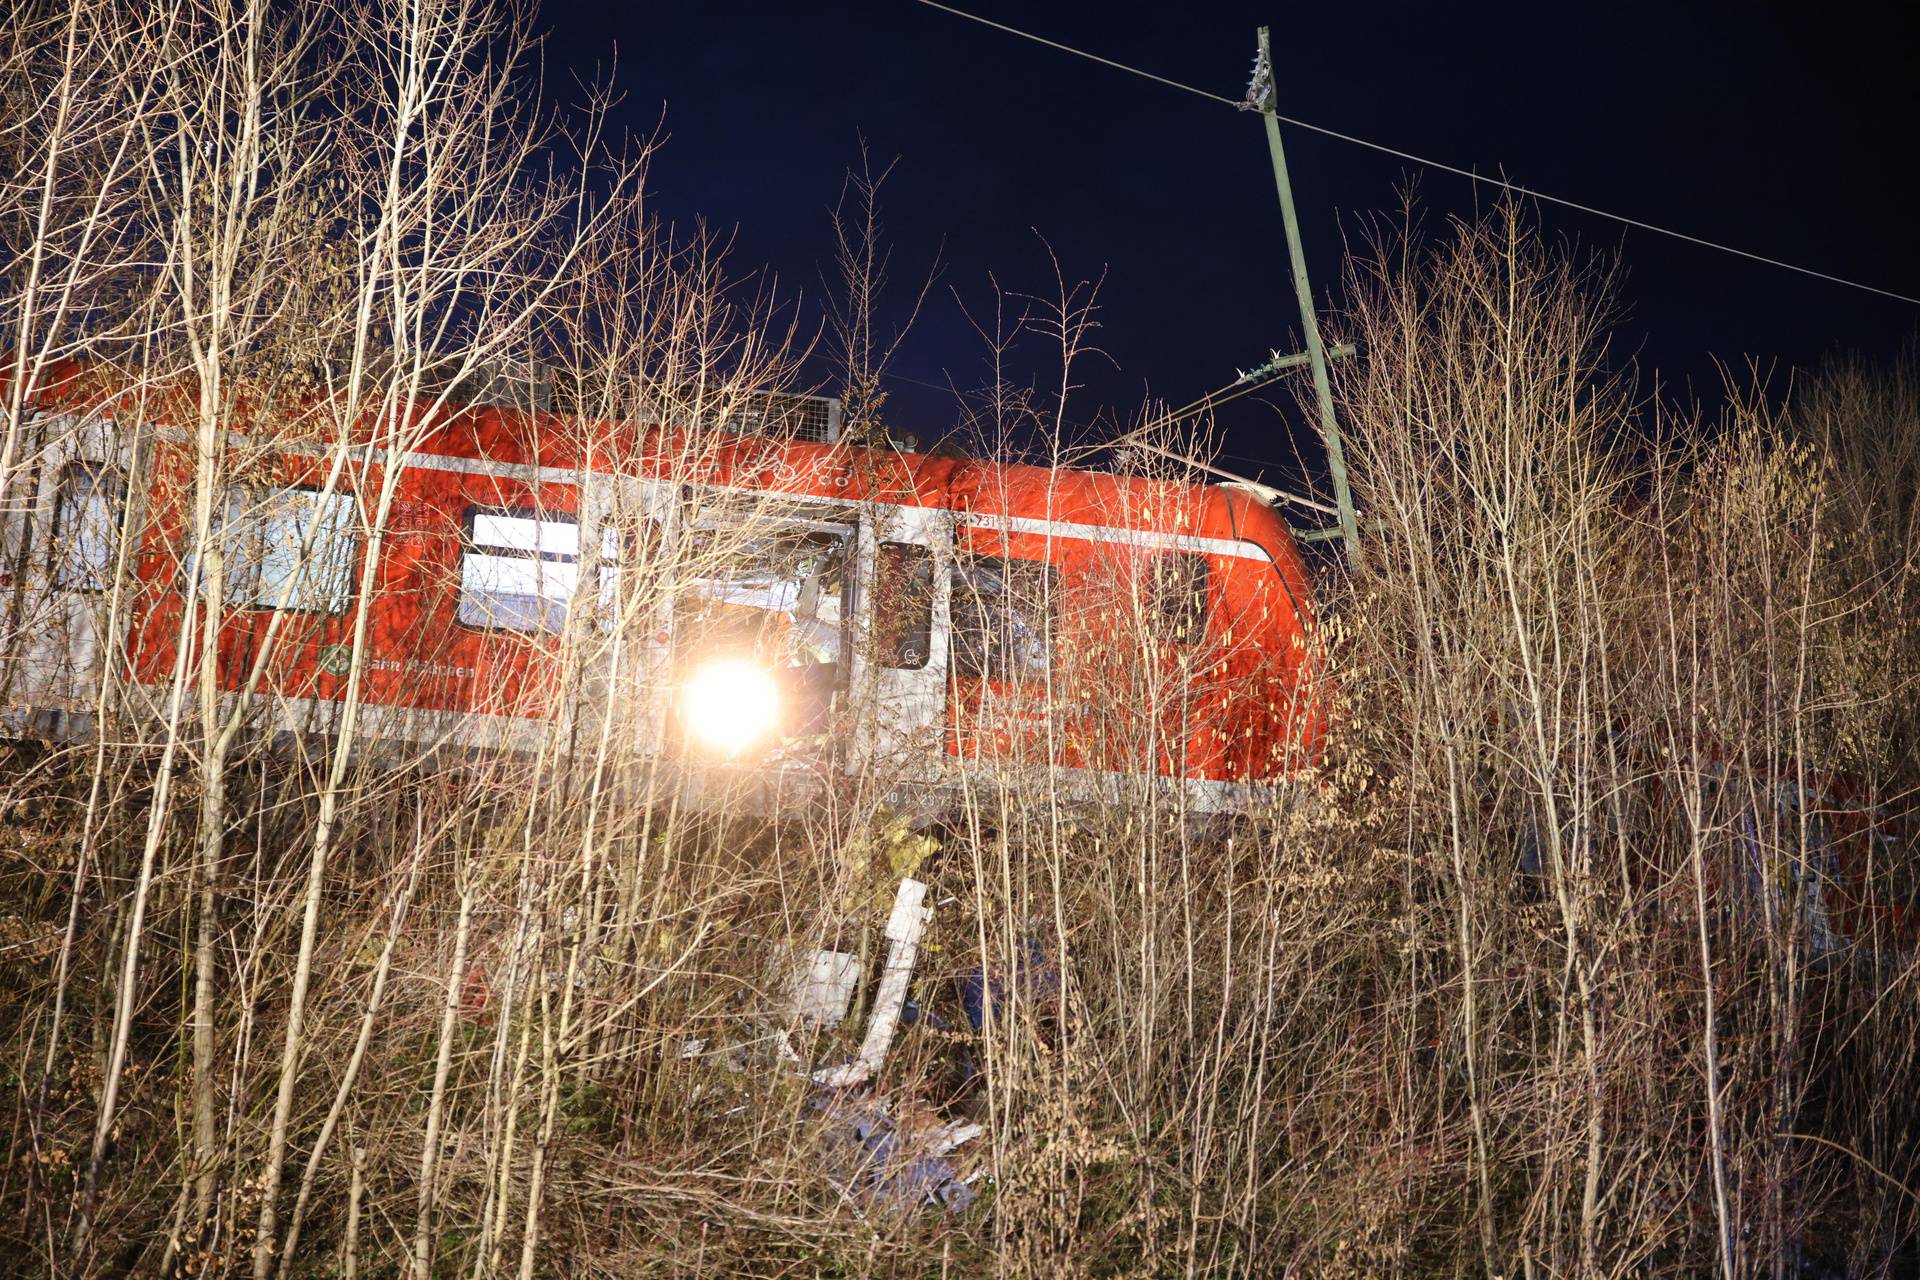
[141,421,1276,563]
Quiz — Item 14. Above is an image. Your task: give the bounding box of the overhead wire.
[878,365,1283,466]
[913,0,1920,307]
[913,0,1240,109]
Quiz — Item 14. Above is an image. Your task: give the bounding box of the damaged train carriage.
[0,380,1326,815]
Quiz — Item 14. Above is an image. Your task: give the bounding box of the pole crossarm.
[1236,341,1355,385]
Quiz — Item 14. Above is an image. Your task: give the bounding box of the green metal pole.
[1255,26,1360,565]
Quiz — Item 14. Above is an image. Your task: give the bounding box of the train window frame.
[456,503,615,635]
[1150,551,1210,646]
[948,553,1059,684]
[52,460,129,592]
[591,513,658,629]
[227,485,361,615]
[675,518,855,670]
[873,541,934,671]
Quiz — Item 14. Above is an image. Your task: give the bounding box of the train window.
[1150,552,1209,645]
[458,507,613,634]
[591,517,655,626]
[677,524,851,668]
[224,487,360,613]
[950,554,1057,683]
[52,461,128,590]
[874,542,933,670]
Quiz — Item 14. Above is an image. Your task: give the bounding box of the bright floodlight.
[682,658,780,755]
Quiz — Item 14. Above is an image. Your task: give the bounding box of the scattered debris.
[957,935,1058,1033]
[814,1093,983,1214]
[680,875,983,1216]
[814,878,930,1089]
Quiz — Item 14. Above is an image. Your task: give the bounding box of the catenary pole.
[1252,26,1360,564]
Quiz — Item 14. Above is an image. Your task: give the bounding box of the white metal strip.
[391,447,585,485]
[958,511,1266,560]
[692,481,1267,560]
[148,423,590,487]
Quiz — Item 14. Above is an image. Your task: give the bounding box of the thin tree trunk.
[277,831,424,1275]
[411,876,475,1280]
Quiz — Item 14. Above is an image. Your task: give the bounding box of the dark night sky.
[544,0,1920,493]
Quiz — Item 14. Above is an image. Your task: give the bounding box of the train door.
[594,471,677,758]
[3,412,137,731]
[668,490,858,769]
[845,502,951,784]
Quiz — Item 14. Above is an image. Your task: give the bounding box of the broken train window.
[53,461,129,591]
[949,554,1057,683]
[675,522,853,670]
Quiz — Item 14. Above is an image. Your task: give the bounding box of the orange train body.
[2,377,1326,813]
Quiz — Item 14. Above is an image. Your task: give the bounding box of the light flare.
[682,657,781,755]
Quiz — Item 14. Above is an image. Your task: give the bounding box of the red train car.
[0,377,1324,815]
[1650,752,1920,958]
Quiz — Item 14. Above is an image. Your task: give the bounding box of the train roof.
[26,365,1312,599]
[404,401,1314,587]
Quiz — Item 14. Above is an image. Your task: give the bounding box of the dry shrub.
[1,3,1916,1273]
[1306,203,1920,1278]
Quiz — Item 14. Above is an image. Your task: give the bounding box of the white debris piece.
[929,1121,984,1156]
[813,878,931,1089]
[790,949,860,1026]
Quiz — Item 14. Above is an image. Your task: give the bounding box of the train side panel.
[4,391,1326,812]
